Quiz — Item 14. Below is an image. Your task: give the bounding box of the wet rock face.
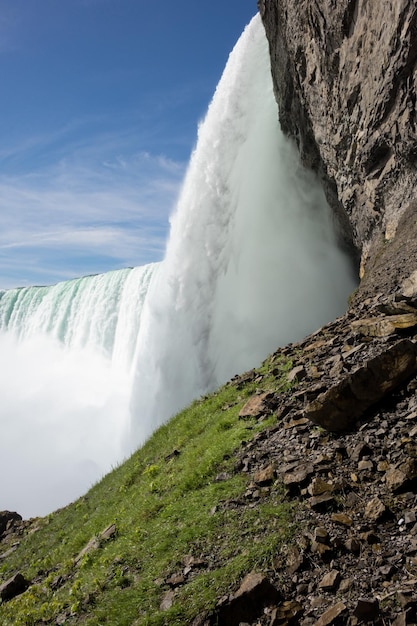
[259,0,417,293]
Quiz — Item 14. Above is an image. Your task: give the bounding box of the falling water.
[128,15,357,446]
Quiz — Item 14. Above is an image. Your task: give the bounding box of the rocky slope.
[259,0,417,300]
[214,293,417,626]
[2,292,417,625]
[185,2,417,623]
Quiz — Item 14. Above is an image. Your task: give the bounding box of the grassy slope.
[0,354,295,626]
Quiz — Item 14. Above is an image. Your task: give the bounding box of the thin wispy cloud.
[0,131,186,289]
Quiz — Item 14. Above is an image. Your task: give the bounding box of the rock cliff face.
[259,0,417,302]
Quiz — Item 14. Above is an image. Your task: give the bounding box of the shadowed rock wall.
[259,0,417,300]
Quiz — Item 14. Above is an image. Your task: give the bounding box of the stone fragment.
[50,575,67,591]
[385,467,408,492]
[391,613,407,626]
[270,600,303,625]
[215,572,281,626]
[390,313,417,329]
[353,598,380,622]
[254,464,275,486]
[348,443,371,462]
[164,448,180,461]
[0,545,18,560]
[0,572,29,601]
[342,344,364,358]
[401,271,417,298]
[352,314,417,337]
[307,478,334,496]
[309,493,335,510]
[74,523,117,565]
[182,555,207,569]
[296,583,309,595]
[234,572,277,599]
[345,538,361,554]
[283,463,314,487]
[160,590,175,611]
[311,541,333,558]
[315,453,332,465]
[314,527,329,544]
[397,590,417,609]
[285,416,310,429]
[378,298,417,315]
[310,596,327,610]
[331,513,353,527]
[287,365,307,383]
[309,364,321,378]
[313,602,347,626]
[404,511,417,526]
[364,497,387,521]
[400,458,417,480]
[339,578,353,593]
[100,524,117,541]
[166,573,185,587]
[305,341,417,432]
[351,317,397,337]
[318,569,341,591]
[358,460,373,471]
[286,546,305,575]
[360,530,381,545]
[239,393,276,419]
[378,564,396,579]
[304,339,330,352]
[74,537,100,565]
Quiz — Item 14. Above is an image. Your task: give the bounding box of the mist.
[0,332,129,518]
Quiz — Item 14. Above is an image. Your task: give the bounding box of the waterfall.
[0,264,158,372]
[0,265,158,517]
[0,15,356,517]
[128,15,357,446]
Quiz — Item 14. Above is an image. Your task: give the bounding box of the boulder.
[312,602,347,626]
[0,511,22,537]
[0,572,29,602]
[239,392,277,419]
[215,572,281,626]
[305,341,417,432]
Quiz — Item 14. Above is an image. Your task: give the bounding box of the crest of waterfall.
[0,264,158,373]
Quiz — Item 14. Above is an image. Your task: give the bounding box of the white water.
[0,16,356,518]
[0,265,157,517]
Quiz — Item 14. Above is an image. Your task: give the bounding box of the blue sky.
[0,0,257,289]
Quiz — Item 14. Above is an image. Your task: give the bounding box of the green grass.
[0,354,296,625]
